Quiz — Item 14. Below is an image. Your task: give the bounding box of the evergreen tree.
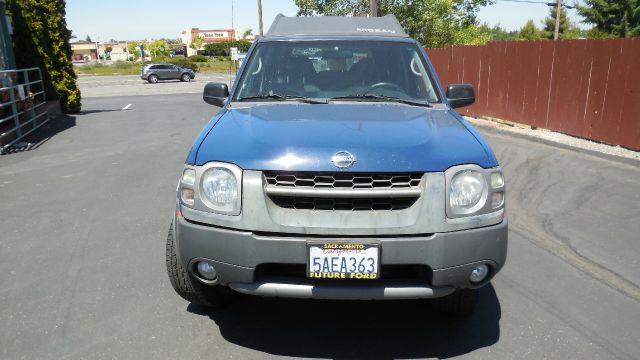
[542,6,581,39]
[577,0,640,37]
[484,24,518,41]
[517,20,544,40]
[85,34,91,42]
[7,0,81,113]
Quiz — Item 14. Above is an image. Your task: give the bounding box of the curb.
[472,122,640,167]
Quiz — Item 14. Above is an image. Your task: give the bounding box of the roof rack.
[265,14,409,38]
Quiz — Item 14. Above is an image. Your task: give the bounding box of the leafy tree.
[294,0,495,47]
[517,19,544,40]
[541,6,581,39]
[85,34,91,42]
[190,36,204,52]
[577,0,640,37]
[127,41,141,59]
[148,39,169,59]
[242,29,253,39]
[7,0,81,113]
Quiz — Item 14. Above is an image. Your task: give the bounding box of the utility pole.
[257,0,264,37]
[229,0,234,87]
[370,0,378,17]
[553,0,562,40]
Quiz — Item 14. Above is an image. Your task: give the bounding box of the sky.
[65,0,588,42]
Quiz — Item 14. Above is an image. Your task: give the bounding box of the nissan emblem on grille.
[331,151,356,169]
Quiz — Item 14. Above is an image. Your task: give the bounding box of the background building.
[71,41,139,62]
[98,42,129,61]
[181,28,242,56]
[70,41,97,61]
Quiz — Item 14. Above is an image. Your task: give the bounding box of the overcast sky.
[65,0,588,42]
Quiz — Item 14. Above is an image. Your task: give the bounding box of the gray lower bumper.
[175,214,508,298]
[229,279,455,300]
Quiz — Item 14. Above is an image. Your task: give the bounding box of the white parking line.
[122,104,132,111]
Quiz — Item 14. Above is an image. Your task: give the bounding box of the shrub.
[188,55,208,62]
[167,58,199,72]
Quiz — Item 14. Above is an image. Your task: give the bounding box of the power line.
[499,0,575,7]
[500,0,548,3]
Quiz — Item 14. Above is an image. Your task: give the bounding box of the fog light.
[469,264,489,283]
[196,261,217,280]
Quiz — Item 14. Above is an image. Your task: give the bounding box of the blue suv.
[166,15,507,315]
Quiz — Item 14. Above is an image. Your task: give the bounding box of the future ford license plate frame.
[307,242,380,280]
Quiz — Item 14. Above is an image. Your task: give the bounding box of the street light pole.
[258,0,264,37]
[554,0,562,40]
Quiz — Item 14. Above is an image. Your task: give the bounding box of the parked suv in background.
[166,15,507,316]
[141,63,195,83]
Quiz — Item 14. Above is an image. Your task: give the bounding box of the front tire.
[165,221,235,307]
[433,288,479,316]
[180,73,191,82]
[148,74,159,83]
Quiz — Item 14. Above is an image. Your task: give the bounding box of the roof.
[265,14,409,38]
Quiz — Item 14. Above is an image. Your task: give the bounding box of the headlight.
[201,168,239,211]
[450,170,485,209]
[178,162,242,215]
[446,165,504,218]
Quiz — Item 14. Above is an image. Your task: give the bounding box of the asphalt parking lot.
[1,78,639,359]
[77,73,234,98]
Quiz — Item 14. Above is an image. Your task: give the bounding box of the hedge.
[188,55,208,62]
[203,41,252,57]
[7,0,81,113]
[166,58,199,72]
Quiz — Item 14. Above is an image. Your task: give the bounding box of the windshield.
[233,41,440,104]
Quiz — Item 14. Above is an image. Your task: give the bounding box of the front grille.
[264,171,424,211]
[264,171,422,189]
[269,195,418,211]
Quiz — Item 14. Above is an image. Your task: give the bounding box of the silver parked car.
[141,63,195,83]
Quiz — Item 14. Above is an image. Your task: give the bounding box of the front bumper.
[174,214,508,300]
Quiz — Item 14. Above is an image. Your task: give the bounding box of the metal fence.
[0,67,49,153]
[426,38,640,150]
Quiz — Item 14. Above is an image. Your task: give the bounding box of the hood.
[194,103,495,172]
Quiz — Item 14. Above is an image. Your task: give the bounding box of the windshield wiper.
[238,93,327,104]
[330,94,432,107]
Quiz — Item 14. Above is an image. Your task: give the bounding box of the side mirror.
[203,82,229,107]
[446,84,475,109]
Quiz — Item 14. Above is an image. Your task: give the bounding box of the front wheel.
[147,74,159,83]
[165,221,235,307]
[180,73,191,82]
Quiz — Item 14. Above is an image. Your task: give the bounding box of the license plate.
[307,243,380,280]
